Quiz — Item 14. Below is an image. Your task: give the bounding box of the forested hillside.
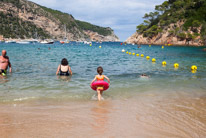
[127,0,206,46]
[0,0,119,41]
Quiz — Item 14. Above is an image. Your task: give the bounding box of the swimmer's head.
[61,58,68,66]
[2,50,6,57]
[97,66,103,75]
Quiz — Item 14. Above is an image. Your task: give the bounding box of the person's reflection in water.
[57,75,72,82]
[90,101,112,135]
[0,70,9,83]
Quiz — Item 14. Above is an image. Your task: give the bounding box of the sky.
[29,0,165,41]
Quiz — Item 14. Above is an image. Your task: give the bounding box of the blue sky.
[29,0,165,41]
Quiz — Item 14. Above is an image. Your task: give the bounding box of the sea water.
[0,42,206,102]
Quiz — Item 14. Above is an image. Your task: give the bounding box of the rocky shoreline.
[125,32,205,46]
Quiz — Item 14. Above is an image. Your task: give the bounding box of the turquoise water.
[0,42,206,102]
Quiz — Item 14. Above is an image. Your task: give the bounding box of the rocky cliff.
[126,0,206,46]
[0,0,119,41]
[126,26,203,46]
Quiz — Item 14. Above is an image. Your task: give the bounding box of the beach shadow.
[90,101,112,135]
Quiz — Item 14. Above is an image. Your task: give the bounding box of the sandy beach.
[1,94,206,138]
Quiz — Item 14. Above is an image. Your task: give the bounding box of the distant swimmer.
[137,44,141,48]
[140,73,149,78]
[0,50,12,76]
[90,66,110,101]
[56,58,72,76]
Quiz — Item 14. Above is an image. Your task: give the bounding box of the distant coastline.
[0,0,119,42]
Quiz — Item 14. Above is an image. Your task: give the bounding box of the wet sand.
[0,96,206,138]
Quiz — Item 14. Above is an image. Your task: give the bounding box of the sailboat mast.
[64,24,67,39]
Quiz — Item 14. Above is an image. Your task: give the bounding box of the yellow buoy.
[141,54,144,57]
[136,54,139,56]
[152,58,156,62]
[149,45,151,47]
[146,56,150,59]
[90,44,92,46]
[126,51,129,54]
[129,52,131,55]
[132,53,135,55]
[174,63,179,68]
[99,46,101,48]
[162,46,164,49]
[191,65,197,70]
[162,61,167,65]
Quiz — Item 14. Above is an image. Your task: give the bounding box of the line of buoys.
[174,63,179,68]
[191,65,197,70]
[122,50,197,73]
[162,61,167,65]
[152,58,156,62]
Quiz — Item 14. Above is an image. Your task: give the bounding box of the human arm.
[90,76,97,87]
[68,66,72,75]
[104,75,110,85]
[56,65,60,75]
[8,60,12,73]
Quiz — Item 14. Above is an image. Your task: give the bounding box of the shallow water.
[0,42,205,102]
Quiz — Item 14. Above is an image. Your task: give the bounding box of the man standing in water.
[0,50,12,76]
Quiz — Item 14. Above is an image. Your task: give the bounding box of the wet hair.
[61,58,68,66]
[97,66,103,75]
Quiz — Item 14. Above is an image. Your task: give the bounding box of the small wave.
[13,97,36,102]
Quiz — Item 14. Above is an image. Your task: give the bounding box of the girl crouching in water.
[90,66,110,101]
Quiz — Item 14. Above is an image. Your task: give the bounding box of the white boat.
[5,40,16,43]
[28,39,40,43]
[40,40,54,44]
[16,41,30,44]
[83,41,92,45]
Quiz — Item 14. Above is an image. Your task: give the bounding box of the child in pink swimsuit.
[90,66,110,101]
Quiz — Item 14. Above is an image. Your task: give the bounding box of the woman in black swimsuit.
[56,58,72,76]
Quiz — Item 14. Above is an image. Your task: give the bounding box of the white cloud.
[29,0,165,41]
